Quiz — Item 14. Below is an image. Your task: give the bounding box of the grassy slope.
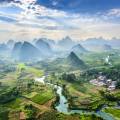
[17,63,44,77]
[66,82,105,109]
[31,90,54,105]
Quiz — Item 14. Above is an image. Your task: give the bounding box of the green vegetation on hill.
[66,52,86,69]
[0,107,9,120]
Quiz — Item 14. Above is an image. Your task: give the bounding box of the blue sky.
[1,0,120,13]
[0,0,120,41]
[36,0,120,13]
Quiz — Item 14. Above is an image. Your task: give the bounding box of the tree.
[61,73,76,82]
[0,82,2,87]
[116,80,120,89]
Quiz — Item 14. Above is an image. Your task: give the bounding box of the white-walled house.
[90,75,116,91]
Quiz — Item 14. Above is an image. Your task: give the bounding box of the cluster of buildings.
[90,75,116,91]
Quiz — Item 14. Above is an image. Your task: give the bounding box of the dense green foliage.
[60,73,76,82]
[0,107,9,120]
[38,110,103,120]
[0,87,19,104]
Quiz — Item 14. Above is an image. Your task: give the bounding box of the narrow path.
[44,98,55,108]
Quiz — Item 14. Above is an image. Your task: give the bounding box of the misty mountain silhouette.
[19,41,42,61]
[35,39,53,56]
[66,52,86,69]
[58,36,76,50]
[11,42,22,60]
[71,44,88,53]
[12,41,43,61]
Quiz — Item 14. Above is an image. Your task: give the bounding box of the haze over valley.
[0,0,120,120]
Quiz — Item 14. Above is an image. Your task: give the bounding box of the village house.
[107,81,117,91]
[90,75,116,91]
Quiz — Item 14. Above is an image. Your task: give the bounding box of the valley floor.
[0,51,120,120]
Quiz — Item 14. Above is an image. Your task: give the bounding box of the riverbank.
[36,76,116,120]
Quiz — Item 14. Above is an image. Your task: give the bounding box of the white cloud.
[0,0,120,42]
[107,8,120,17]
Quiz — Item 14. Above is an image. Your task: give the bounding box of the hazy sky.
[0,0,120,42]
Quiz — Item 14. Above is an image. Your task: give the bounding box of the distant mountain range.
[0,44,9,52]
[56,37,119,52]
[71,44,88,53]
[11,39,54,61]
[57,36,76,50]
[7,40,15,49]
[102,44,112,51]
[0,36,120,61]
[35,39,53,56]
[82,44,113,52]
[81,37,120,51]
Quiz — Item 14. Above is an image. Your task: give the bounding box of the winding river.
[35,76,115,120]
